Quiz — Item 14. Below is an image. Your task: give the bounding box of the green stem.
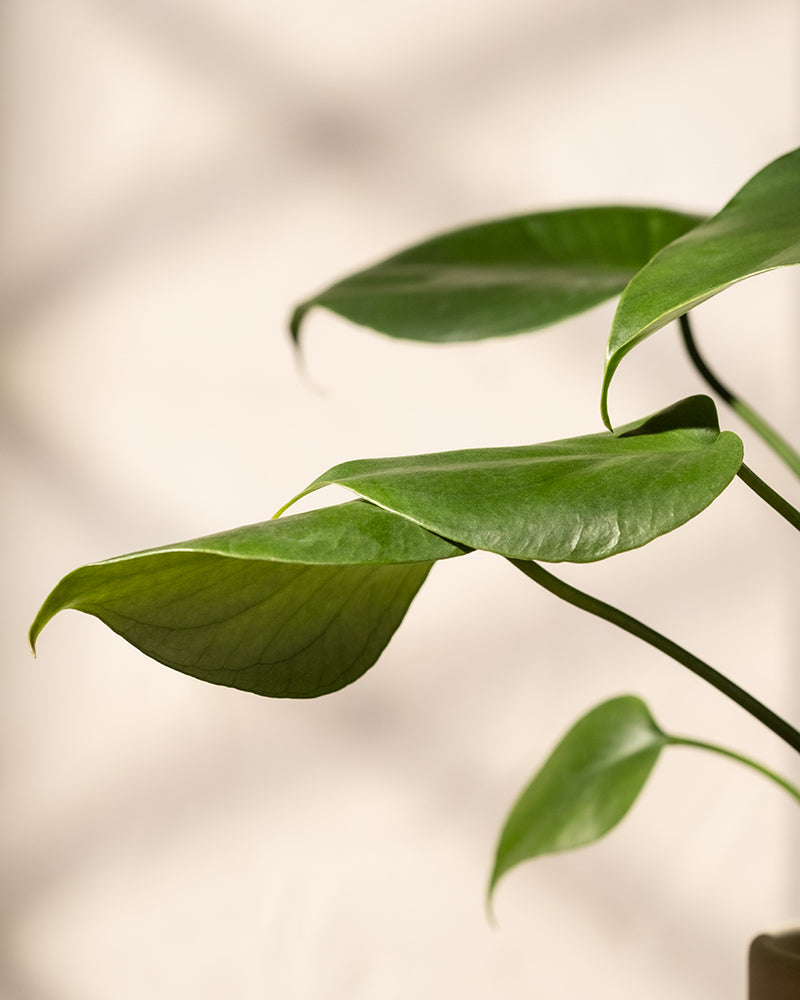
[737,463,800,532]
[667,736,800,805]
[509,558,800,756]
[680,313,800,479]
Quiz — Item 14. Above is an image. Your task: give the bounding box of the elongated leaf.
[292,206,703,345]
[602,147,800,425]
[280,396,743,563]
[30,501,467,698]
[489,697,667,897]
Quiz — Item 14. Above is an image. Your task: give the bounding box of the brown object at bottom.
[749,929,800,1000]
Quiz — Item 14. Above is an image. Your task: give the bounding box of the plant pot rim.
[752,925,800,956]
[750,924,800,971]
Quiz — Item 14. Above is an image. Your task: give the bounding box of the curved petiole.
[680,313,800,479]
[509,558,800,757]
[667,735,800,805]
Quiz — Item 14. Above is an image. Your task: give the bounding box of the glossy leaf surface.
[602,147,800,425]
[283,396,743,563]
[30,501,467,698]
[489,696,667,896]
[292,206,703,345]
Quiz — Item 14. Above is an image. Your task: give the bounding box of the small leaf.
[292,206,703,345]
[602,147,800,425]
[489,696,668,898]
[30,501,467,698]
[281,396,743,563]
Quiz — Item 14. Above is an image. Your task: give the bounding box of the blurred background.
[3,1,799,997]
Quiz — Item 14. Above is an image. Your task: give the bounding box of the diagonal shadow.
[1,0,705,343]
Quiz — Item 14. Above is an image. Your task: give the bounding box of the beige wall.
[3,1,798,997]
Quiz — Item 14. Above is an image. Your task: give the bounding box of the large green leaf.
[602,147,800,426]
[30,501,467,698]
[280,396,743,563]
[292,206,703,345]
[489,696,667,897]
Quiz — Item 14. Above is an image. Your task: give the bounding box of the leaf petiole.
[736,463,800,532]
[680,313,800,479]
[667,735,800,805]
[509,559,800,756]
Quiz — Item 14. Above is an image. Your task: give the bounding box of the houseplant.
[30,146,800,996]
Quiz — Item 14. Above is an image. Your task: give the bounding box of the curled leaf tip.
[287,302,330,394]
[28,611,49,655]
[484,889,499,929]
[288,302,310,346]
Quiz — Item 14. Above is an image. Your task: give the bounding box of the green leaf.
[292,206,703,345]
[280,396,743,563]
[489,695,800,901]
[489,696,668,898]
[30,501,467,698]
[602,147,800,426]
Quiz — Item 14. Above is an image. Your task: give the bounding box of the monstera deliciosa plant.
[30,147,800,988]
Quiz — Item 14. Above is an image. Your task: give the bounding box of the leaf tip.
[28,610,47,656]
[485,863,504,927]
[485,892,499,929]
[288,301,333,396]
[28,576,79,657]
[288,302,310,347]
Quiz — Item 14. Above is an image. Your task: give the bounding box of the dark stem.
[737,463,800,531]
[679,313,734,403]
[509,558,800,756]
[679,312,800,478]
